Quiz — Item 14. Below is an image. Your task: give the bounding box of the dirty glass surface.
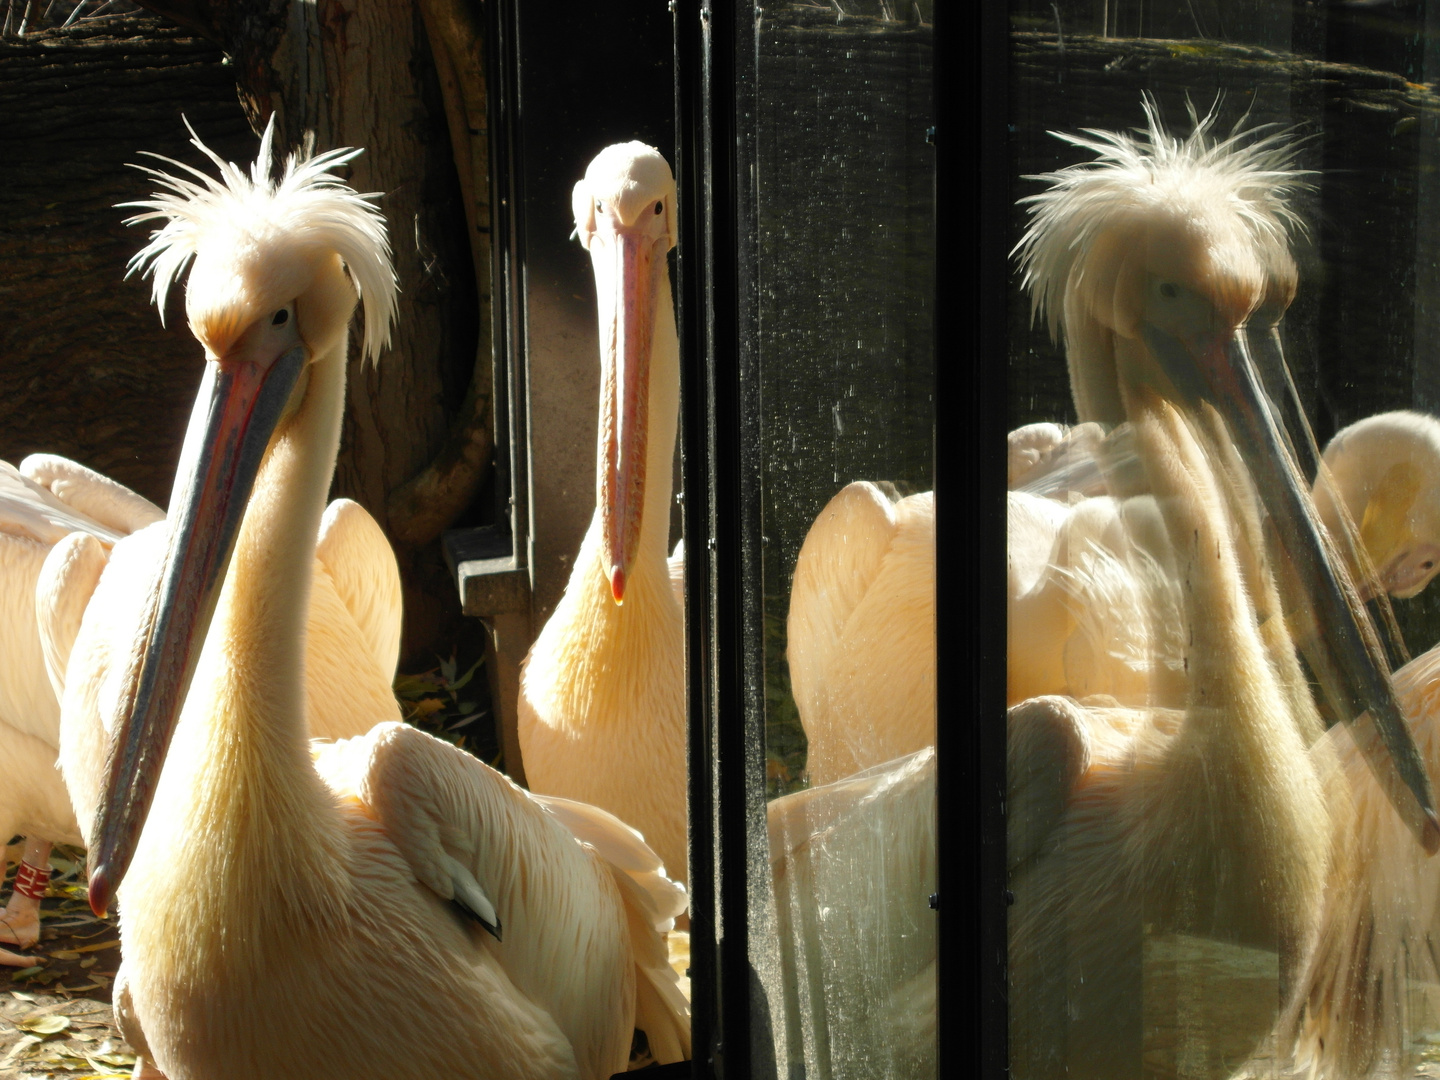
[1007,0,1440,1077]
[742,3,937,1078]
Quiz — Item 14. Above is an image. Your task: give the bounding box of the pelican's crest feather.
[123,116,397,365]
[1013,96,1312,343]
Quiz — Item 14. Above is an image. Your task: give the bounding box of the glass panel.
[741,4,938,1077]
[1006,3,1440,1077]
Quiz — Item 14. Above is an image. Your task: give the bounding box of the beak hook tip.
[610,566,626,606]
[87,863,112,919]
[1422,810,1440,856]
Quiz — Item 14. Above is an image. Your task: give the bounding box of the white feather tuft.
[1012,94,1313,344]
[121,114,397,365]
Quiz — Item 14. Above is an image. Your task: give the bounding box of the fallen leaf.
[71,940,119,954]
[51,950,81,961]
[90,1050,136,1066]
[9,966,43,980]
[21,1013,71,1035]
[80,957,97,969]
[1,1032,42,1062]
[10,990,36,1001]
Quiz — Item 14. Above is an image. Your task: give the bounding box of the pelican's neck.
[125,338,352,952]
[218,350,344,734]
[524,276,681,729]
[162,338,348,845]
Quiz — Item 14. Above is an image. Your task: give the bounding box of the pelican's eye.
[272,308,290,327]
[654,201,663,214]
[596,199,604,213]
[1158,282,1180,299]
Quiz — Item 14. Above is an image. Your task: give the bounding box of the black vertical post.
[676,0,748,1076]
[966,0,1011,1076]
[485,0,525,554]
[675,0,716,1073]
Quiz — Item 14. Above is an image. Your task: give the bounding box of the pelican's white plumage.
[87,122,685,1079]
[0,458,161,964]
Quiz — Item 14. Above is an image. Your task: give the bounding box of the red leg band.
[11,860,50,901]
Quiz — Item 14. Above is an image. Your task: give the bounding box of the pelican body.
[82,124,687,1079]
[787,481,935,786]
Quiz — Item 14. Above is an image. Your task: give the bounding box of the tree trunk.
[151,0,495,665]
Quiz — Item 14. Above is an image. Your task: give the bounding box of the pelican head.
[86,118,397,914]
[1016,96,1309,425]
[1015,98,1440,852]
[572,142,677,605]
[1317,411,1440,601]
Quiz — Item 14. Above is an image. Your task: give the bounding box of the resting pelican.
[1006,99,1437,1078]
[1006,485,1184,708]
[516,143,687,887]
[1009,420,1111,496]
[80,122,687,1080]
[0,457,161,965]
[786,482,935,786]
[1006,410,1440,711]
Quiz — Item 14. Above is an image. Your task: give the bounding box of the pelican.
[1006,410,1440,712]
[1009,419,1112,496]
[1006,99,1438,1078]
[79,121,687,1079]
[785,482,935,786]
[516,143,687,888]
[1006,485,1184,708]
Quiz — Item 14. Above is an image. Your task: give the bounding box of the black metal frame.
[675,2,745,1074]
[969,0,1010,1076]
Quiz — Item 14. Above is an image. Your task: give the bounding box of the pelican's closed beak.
[586,206,669,605]
[87,346,308,916]
[1143,318,1440,854]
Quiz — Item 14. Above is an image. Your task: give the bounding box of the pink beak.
[591,220,666,605]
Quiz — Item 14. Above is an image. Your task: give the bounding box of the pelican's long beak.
[86,347,308,916]
[590,221,665,605]
[1144,319,1440,854]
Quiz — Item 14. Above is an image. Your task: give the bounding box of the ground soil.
[0,850,128,1080]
